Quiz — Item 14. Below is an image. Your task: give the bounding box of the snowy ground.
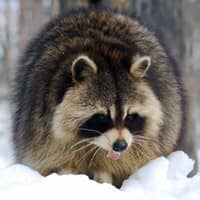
[0,101,200,200]
[0,101,13,168]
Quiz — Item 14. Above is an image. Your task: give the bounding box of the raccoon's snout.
[112,140,128,152]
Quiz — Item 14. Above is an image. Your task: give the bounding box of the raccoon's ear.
[71,55,97,82]
[130,55,151,78]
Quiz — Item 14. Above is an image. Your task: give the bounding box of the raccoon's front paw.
[93,171,112,184]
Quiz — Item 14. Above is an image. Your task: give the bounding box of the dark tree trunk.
[59,0,68,12]
[89,0,102,6]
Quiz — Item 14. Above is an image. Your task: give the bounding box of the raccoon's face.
[52,53,163,160]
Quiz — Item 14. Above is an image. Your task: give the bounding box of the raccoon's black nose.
[113,140,128,152]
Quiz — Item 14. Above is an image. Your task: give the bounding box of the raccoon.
[12,7,186,188]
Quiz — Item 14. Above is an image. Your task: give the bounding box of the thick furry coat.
[12,7,186,187]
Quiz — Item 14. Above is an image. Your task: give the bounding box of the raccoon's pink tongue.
[106,150,120,160]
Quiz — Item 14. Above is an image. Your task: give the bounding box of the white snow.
[121,152,200,200]
[0,101,13,169]
[0,101,200,200]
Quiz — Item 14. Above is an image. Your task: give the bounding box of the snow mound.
[122,151,200,200]
[0,151,200,200]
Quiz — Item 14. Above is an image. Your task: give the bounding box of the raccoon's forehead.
[81,55,139,107]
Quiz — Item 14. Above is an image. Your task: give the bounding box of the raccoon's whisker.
[134,135,157,141]
[134,138,159,147]
[70,143,94,154]
[132,142,152,160]
[137,135,157,140]
[134,135,168,153]
[88,147,101,169]
[78,128,112,147]
[134,136,159,145]
[68,138,92,152]
[136,148,151,160]
[78,128,104,136]
[132,132,161,145]
[136,134,175,149]
[131,146,142,161]
[77,145,98,165]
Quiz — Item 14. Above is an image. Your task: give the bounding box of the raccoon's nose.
[112,140,128,152]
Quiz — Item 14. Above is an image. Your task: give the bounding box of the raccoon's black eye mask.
[125,113,145,134]
[79,112,145,137]
[79,113,113,137]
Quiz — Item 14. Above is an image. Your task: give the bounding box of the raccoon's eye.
[126,113,141,122]
[95,114,107,121]
[124,113,145,134]
[79,113,113,138]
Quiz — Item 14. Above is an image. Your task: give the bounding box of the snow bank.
[122,151,200,200]
[0,151,200,200]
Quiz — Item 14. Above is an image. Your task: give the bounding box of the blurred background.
[0,0,199,162]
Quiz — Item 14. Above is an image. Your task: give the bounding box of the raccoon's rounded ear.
[71,55,97,82]
[130,55,151,78]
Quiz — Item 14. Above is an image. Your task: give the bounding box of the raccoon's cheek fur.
[124,82,164,138]
[52,91,107,140]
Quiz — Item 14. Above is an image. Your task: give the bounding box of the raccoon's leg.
[93,171,112,184]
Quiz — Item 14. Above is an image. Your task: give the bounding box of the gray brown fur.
[12,7,186,188]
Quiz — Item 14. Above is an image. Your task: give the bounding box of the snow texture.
[0,102,200,200]
[0,101,13,169]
